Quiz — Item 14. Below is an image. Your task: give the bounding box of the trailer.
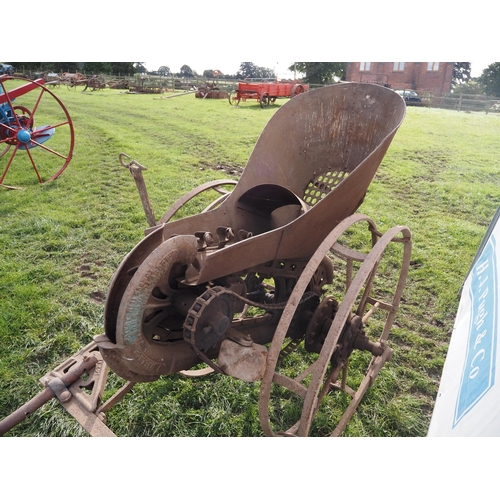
[229,80,308,107]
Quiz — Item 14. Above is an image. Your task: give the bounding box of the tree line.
[5,61,500,96]
[453,62,500,97]
[6,62,136,75]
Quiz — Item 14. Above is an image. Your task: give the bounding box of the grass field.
[1,84,499,437]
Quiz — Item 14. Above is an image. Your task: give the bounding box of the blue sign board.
[454,236,498,426]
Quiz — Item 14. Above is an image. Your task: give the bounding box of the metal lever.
[119,152,157,228]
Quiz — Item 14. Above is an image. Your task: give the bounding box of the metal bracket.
[39,341,136,437]
[119,152,157,228]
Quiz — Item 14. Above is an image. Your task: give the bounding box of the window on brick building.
[360,62,370,71]
[393,62,405,71]
[427,62,439,71]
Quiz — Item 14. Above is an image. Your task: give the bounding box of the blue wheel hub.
[17,129,31,144]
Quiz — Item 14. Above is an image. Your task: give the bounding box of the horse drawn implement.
[229,80,308,107]
[0,83,411,436]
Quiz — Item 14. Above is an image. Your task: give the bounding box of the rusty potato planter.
[0,83,412,437]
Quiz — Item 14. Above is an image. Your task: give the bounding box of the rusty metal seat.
[150,83,406,274]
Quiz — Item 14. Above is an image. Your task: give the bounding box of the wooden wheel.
[259,93,270,108]
[258,214,412,436]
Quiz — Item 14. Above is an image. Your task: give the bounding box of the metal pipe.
[0,354,98,436]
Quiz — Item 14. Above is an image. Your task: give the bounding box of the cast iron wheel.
[290,84,305,98]
[259,93,270,108]
[228,90,240,105]
[259,214,412,437]
[109,235,202,379]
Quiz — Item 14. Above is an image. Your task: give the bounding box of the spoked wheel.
[259,93,270,108]
[290,84,305,98]
[0,76,74,188]
[159,179,238,224]
[228,90,240,106]
[259,213,412,436]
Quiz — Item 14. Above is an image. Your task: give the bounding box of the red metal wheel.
[290,84,305,98]
[228,89,240,106]
[0,76,75,187]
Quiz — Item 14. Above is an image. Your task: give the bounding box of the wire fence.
[419,92,500,113]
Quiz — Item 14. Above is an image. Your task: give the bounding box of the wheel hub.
[17,129,31,144]
[305,296,338,353]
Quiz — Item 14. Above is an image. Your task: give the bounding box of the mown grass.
[1,87,499,437]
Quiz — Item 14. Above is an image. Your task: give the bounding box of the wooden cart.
[229,80,308,107]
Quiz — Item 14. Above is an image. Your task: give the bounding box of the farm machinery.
[0,76,74,188]
[0,83,412,437]
[229,80,308,107]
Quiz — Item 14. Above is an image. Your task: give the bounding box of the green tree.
[237,62,275,79]
[452,62,471,87]
[82,62,112,74]
[477,63,500,96]
[134,62,148,74]
[110,63,135,75]
[180,65,194,77]
[288,63,346,85]
[81,62,134,75]
[452,81,486,95]
[52,62,80,73]
[238,62,258,78]
[6,62,40,71]
[8,62,79,73]
[158,66,171,76]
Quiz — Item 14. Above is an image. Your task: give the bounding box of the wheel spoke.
[26,138,70,161]
[24,145,43,183]
[0,143,20,184]
[31,120,70,134]
[29,88,45,120]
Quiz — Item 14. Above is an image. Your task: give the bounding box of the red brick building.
[345,62,454,94]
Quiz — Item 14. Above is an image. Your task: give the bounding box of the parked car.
[395,89,422,106]
[0,63,15,75]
